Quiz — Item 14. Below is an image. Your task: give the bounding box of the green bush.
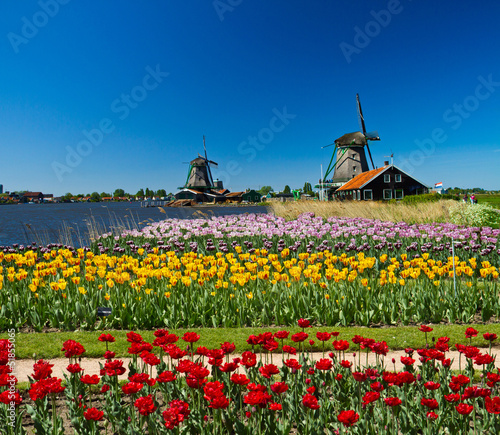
[401,193,459,204]
[449,202,500,227]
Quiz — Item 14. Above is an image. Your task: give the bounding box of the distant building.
[0,184,3,194]
[21,192,44,203]
[242,190,261,203]
[335,164,428,200]
[225,192,244,203]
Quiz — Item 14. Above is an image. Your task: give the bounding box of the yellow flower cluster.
[0,248,497,300]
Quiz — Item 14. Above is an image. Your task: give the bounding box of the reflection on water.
[0,202,268,247]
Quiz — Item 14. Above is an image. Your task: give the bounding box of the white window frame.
[363,189,372,200]
[357,190,361,200]
[395,174,402,182]
[395,189,404,200]
[384,174,391,183]
[383,189,393,200]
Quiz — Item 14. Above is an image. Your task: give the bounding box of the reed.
[269,199,455,224]
[19,207,143,247]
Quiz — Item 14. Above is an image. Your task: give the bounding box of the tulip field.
[1,212,500,433]
[0,213,498,331]
[2,326,500,434]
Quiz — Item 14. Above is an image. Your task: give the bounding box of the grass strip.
[3,323,500,360]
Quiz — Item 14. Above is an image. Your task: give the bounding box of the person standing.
[463,194,468,203]
[471,194,476,204]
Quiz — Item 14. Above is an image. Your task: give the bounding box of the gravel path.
[12,349,499,383]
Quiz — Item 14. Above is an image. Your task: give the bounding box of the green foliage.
[449,202,500,227]
[283,185,291,194]
[136,188,144,197]
[156,189,167,197]
[90,192,100,202]
[113,188,125,197]
[100,192,111,198]
[258,186,274,196]
[401,193,459,204]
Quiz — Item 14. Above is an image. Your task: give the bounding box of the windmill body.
[181,136,219,191]
[331,132,370,185]
[320,94,379,189]
[185,156,215,190]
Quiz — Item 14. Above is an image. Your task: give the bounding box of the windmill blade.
[366,143,375,170]
[207,160,218,167]
[203,135,208,161]
[365,130,380,141]
[356,93,367,136]
[321,142,336,149]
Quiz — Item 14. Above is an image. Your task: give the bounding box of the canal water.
[0,202,268,247]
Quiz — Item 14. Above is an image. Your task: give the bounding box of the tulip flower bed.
[1,213,499,331]
[2,325,500,434]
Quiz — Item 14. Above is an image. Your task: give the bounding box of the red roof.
[226,192,244,197]
[336,166,388,191]
[23,192,43,197]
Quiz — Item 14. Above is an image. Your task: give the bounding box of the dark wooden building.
[242,190,261,203]
[335,164,428,201]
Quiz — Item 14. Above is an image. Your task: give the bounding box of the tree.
[156,189,167,198]
[145,188,154,197]
[64,192,73,200]
[113,188,125,198]
[100,192,111,198]
[303,182,313,194]
[258,186,274,196]
[90,192,101,202]
[283,185,291,194]
[136,189,145,197]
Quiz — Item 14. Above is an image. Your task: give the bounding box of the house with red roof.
[335,163,429,201]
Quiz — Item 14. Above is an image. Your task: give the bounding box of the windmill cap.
[335,132,367,146]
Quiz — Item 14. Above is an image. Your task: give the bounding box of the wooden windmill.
[182,136,218,190]
[322,94,380,185]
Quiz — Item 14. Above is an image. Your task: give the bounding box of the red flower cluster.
[29,378,66,401]
[302,393,320,410]
[163,400,190,430]
[337,410,359,427]
[61,340,85,359]
[100,359,126,377]
[31,359,53,381]
[182,332,200,343]
[83,407,104,421]
[98,333,115,343]
[203,381,229,409]
[134,394,157,416]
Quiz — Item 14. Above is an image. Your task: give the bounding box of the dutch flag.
[435,182,443,188]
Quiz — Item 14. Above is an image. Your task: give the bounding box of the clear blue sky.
[1,0,499,196]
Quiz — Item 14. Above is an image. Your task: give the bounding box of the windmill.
[182,136,219,190]
[321,94,380,186]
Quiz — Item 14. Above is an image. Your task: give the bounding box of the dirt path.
[12,349,499,383]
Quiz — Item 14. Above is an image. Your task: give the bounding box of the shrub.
[401,193,459,204]
[449,202,499,227]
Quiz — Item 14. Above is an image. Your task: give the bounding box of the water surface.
[0,202,268,247]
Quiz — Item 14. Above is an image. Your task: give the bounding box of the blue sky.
[1,0,499,196]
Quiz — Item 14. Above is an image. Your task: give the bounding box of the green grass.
[3,324,500,360]
[476,194,500,208]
